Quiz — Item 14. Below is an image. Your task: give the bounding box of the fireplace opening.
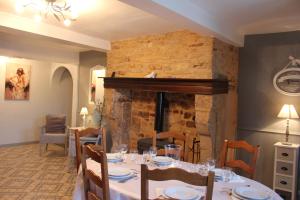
[137,92,196,157]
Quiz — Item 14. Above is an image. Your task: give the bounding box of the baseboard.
[0,141,39,147]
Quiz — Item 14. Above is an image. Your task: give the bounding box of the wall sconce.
[277,104,299,145]
[80,107,88,128]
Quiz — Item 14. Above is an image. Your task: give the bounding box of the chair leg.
[65,143,68,156]
[39,144,43,156]
[45,144,48,151]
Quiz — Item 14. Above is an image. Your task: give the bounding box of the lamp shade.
[80,107,88,115]
[277,104,299,119]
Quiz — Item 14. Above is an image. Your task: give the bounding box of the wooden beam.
[103,77,228,95]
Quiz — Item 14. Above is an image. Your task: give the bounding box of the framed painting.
[5,63,31,100]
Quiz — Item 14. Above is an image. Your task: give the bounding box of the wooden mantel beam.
[103,77,228,95]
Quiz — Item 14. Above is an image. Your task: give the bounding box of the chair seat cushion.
[40,133,67,144]
[45,115,66,133]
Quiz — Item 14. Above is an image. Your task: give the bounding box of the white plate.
[107,153,123,162]
[163,186,199,200]
[154,161,172,166]
[233,187,271,200]
[108,168,131,177]
[107,153,122,160]
[153,156,173,164]
[109,173,134,180]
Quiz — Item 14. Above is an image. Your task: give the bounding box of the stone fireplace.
[104,30,238,162]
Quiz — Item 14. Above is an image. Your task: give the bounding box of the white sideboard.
[273,142,299,200]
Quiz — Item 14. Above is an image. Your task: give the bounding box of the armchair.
[40,114,68,155]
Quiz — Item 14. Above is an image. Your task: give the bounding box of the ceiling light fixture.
[16,0,78,26]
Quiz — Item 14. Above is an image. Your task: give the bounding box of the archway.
[51,66,73,125]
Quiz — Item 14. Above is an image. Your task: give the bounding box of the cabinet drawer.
[276,161,294,176]
[275,189,292,200]
[275,175,293,190]
[277,147,294,161]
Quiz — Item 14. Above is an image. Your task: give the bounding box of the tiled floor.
[0,144,77,200]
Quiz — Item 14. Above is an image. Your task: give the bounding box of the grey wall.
[238,31,300,187]
[77,51,106,126]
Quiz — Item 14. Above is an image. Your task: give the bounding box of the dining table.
[72,154,283,200]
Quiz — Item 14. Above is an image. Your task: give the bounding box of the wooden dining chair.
[75,127,107,171]
[141,164,214,200]
[152,131,190,162]
[81,145,110,200]
[219,140,260,179]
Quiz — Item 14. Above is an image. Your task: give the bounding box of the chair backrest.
[45,114,66,133]
[152,131,190,162]
[81,145,110,200]
[141,164,214,200]
[75,127,107,171]
[219,140,260,179]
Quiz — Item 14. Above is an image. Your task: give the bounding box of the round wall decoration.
[273,56,300,96]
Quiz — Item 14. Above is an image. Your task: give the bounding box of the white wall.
[0,57,76,146]
[78,51,106,126]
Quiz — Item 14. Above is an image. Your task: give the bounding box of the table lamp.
[80,107,88,127]
[277,104,299,145]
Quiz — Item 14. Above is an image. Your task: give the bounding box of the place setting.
[106,153,124,163]
[106,143,129,163]
[230,186,272,200]
[156,186,205,200]
[108,167,138,183]
[152,156,173,166]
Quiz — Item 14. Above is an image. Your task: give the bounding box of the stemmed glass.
[222,167,233,182]
[142,150,150,164]
[130,149,138,162]
[118,144,128,161]
[149,146,157,160]
[206,158,216,171]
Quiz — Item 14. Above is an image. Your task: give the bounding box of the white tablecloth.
[73,155,282,200]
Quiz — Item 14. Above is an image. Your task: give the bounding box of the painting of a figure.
[5,63,31,100]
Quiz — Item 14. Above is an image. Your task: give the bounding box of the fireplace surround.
[104,30,239,161]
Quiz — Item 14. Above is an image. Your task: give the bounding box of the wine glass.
[119,144,128,154]
[130,149,138,161]
[206,158,216,171]
[149,146,157,160]
[142,150,150,164]
[222,167,233,182]
[118,144,128,161]
[198,163,209,176]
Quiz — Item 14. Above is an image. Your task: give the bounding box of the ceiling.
[0,0,299,51]
[0,0,179,41]
[190,0,300,35]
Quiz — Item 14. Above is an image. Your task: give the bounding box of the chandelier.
[15,0,78,26]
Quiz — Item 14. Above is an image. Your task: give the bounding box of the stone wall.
[105,30,238,161]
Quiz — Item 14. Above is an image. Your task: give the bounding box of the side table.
[273,142,299,200]
[68,127,85,157]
